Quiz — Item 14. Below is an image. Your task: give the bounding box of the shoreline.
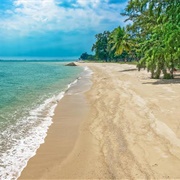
[0,63,84,180]
[19,63,180,179]
[19,66,93,179]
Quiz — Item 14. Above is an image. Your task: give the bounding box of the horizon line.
[0,56,80,61]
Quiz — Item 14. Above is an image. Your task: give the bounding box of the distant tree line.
[79,52,94,60]
[79,28,132,62]
[80,0,180,79]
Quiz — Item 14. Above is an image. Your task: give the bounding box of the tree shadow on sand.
[119,68,137,72]
[143,76,180,85]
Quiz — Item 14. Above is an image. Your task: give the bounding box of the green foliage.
[109,26,131,56]
[91,31,110,61]
[79,52,95,60]
[80,0,180,79]
[91,28,133,62]
[122,0,180,79]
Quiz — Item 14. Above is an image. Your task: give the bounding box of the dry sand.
[19,63,180,179]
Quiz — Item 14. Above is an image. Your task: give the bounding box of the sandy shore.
[19,63,180,179]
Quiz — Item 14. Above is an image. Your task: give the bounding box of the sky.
[0,0,128,59]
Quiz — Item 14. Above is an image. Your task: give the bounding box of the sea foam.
[0,79,79,180]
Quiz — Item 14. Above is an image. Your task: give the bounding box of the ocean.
[0,61,84,179]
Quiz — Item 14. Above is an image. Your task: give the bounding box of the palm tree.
[109,27,131,57]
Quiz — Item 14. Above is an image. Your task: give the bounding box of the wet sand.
[19,63,180,179]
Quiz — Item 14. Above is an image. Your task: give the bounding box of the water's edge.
[0,66,91,180]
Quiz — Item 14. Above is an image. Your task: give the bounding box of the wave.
[0,77,81,180]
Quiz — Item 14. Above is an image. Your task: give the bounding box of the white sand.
[19,63,180,179]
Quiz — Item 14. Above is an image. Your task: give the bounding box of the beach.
[19,63,180,179]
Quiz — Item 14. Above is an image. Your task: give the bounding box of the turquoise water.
[0,61,83,179]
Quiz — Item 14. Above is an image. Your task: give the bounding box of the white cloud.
[0,0,127,36]
[77,0,100,7]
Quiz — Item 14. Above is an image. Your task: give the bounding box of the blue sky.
[0,0,128,58]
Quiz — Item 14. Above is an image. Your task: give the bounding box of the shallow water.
[0,61,83,179]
